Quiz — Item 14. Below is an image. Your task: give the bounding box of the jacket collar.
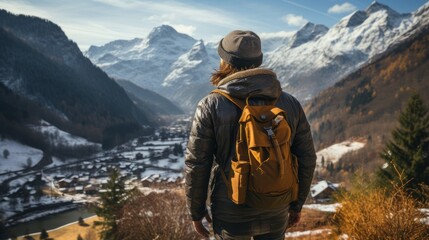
[216,68,282,100]
[217,68,277,86]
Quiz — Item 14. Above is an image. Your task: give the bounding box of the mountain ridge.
[305,23,429,150]
[85,2,429,111]
[0,10,156,149]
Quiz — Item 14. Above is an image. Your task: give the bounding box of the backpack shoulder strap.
[211,89,245,110]
[211,89,245,188]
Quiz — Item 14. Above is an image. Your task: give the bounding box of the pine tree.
[321,156,325,168]
[3,149,9,159]
[39,229,49,239]
[378,94,429,191]
[96,168,129,240]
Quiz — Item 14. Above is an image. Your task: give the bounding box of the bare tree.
[3,149,9,159]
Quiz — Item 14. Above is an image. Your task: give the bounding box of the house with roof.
[84,184,98,195]
[57,178,73,188]
[310,180,339,203]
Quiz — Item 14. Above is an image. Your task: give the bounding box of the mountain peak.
[147,25,179,41]
[366,1,400,16]
[151,25,177,35]
[147,24,195,45]
[301,22,315,29]
[344,10,368,27]
[187,40,208,61]
[289,22,328,48]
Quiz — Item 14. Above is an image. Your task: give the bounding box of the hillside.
[306,24,429,152]
[116,80,183,116]
[0,10,152,149]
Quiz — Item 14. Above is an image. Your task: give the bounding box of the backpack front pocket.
[228,159,250,204]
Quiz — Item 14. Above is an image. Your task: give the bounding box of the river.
[4,207,95,238]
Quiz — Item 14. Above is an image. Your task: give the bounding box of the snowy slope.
[0,139,43,173]
[86,25,202,93]
[29,120,101,148]
[260,31,295,53]
[316,140,366,167]
[265,1,429,100]
[163,40,215,87]
[288,22,328,49]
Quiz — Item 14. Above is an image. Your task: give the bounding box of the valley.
[0,115,191,237]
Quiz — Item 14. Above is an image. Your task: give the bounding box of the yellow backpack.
[213,90,299,209]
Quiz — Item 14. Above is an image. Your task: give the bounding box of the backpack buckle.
[264,127,274,138]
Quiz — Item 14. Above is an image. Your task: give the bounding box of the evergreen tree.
[3,149,9,159]
[0,211,5,240]
[95,168,129,240]
[321,156,325,168]
[78,216,86,226]
[39,229,49,240]
[378,94,429,190]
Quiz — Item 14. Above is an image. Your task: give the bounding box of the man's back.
[185,30,316,239]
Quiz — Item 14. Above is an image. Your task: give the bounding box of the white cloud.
[328,2,357,14]
[148,13,175,22]
[92,0,241,28]
[281,14,308,27]
[259,31,294,39]
[171,24,196,36]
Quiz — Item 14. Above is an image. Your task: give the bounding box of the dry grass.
[117,189,199,240]
[334,185,429,240]
[285,208,336,240]
[288,208,334,232]
[17,215,101,240]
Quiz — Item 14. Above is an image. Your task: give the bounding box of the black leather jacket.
[185,68,316,222]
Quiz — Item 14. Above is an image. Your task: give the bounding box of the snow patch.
[420,208,429,224]
[30,120,101,148]
[316,140,366,167]
[285,228,331,238]
[0,139,43,173]
[304,203,341,212]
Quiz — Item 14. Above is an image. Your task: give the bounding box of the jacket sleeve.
[290,100,317,212]
[185,97,216,221]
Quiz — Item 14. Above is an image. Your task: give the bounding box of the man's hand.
[287,210,301,228]
[192,212,212,238]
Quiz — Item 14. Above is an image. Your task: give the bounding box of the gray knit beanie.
[218,30,263,69]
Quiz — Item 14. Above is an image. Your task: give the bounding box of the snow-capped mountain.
[265,1,429,100]
[86,1,429,110]
[158,40,218,110]
[259,31,295,53]
[163,40,213,88]
[86,25,213,98]
[288,22,328,49]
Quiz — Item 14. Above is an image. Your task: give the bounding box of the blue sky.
[0,0,427,50]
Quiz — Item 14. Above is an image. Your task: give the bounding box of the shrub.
[117,190,199,240]
[334,183,429,239]
[84,228,98,240]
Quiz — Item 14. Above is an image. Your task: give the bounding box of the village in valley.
[0,116,192,230]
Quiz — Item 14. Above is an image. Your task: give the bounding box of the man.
[185,30,316,239]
